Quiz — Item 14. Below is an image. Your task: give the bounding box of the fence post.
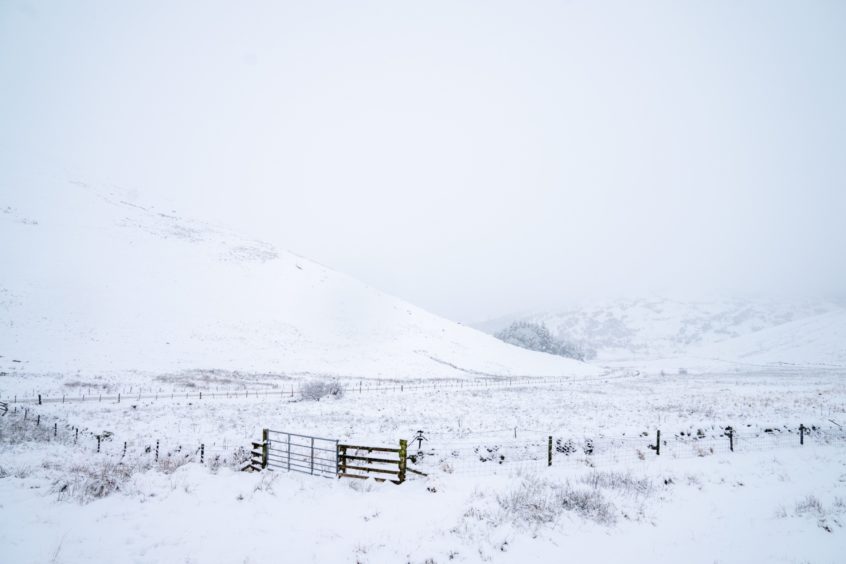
[727,427,734,452]
[156,440,159,461]
[122,442,127,458]
[261,429,269,469]
[54,422,57,437]
[200,444,205,464]
[799,424,805,445]
[656,429,661,456]
[97,435,101,453]
[339,444,347,475]
[38,394,42,405]
[548,436,553,466]
[118,393,120,403]
[334,440,340,476]
[75,428,78,443]
[36,415,40,426]
[398,439,408,483]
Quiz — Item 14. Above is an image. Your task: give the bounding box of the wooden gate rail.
[338,440,408,483]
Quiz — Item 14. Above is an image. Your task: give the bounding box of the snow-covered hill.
[0,171,599,379]
[475,297,845,367]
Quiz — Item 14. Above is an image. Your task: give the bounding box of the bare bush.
[301,381,327,401]
[301,380,344,401]
[326,380,345,398]
[52,461,136,503]
[795,495,824,516]
[497,476,616,526]
[580,471,653,497]
[157,453,193,474]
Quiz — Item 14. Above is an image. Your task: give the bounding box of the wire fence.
[4,401,844,481]
[405,424,846,476]
[0,372,634,406]
[0,405,249,471]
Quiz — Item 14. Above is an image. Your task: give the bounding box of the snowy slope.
[691,309,846,367]
[0,171,599,378]
[475,297,843,365]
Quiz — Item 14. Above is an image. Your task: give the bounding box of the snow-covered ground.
[3,167,845,563]
[2,370,845,563]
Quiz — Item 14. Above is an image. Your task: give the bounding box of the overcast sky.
[2,0,845,322]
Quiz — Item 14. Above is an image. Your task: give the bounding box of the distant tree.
[494,321,591,361]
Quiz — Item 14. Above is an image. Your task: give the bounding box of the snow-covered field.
[2,369,845,563]
[2,165,845,563]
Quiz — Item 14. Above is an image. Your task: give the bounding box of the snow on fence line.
[4,403,844,483]
[0,372,633,406]
[0,405,249,470]
[244,424,846,481]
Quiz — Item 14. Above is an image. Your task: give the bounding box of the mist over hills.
[477,297,846,368]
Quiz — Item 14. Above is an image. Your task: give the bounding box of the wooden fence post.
[38,394,41,405]
[398,439,408,483]
[156,440,159,461]
[200,444,205,464]
[799,424,805,445]
[727,427,734,452]
[548,436,553,466]
[656,429,661,456]
[97,435,101,453]
[261,429,269,469]
[339,445,347,475]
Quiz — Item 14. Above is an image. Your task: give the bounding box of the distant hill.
[475,297,844,366]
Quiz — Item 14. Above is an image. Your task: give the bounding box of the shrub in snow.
[301,380,344,401]
[794,495,824,516]
[497,476,616,526]
[301,381,328,401]
[494,321,593,360]
[52,461,135,503]
[326,380,345,398]
[580,471,652,497]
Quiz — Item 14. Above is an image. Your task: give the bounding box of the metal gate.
[263,430,338,478]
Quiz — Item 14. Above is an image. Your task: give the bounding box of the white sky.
[2,0,845,321]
